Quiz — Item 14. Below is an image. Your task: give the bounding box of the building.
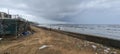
[0,12,30,37]
[0,12,11,19]
[0,19,30,36]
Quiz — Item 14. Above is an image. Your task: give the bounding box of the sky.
[0,0,120,24]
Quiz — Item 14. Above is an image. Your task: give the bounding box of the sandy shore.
[0,26,120,54]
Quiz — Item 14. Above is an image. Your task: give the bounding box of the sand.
[0,26,120,54]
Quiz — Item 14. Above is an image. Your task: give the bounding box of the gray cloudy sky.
[0,0,120,24]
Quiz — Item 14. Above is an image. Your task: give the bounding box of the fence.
[0,19,29,36]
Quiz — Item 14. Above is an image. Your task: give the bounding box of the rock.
[104,49,109,53]
[92,45,97,49]
[106,48,110,51]
[0,38,3,41]
[95,53,98,54]
[111,52,117,54]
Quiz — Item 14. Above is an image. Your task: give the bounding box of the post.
[16,19,18,38]
[7,9,9,18]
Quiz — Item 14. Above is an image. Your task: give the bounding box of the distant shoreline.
[35,25,120,48]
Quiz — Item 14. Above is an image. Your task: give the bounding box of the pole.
[7,9,10,18]
[15,19,18,38]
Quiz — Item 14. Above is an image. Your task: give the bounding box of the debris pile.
[80,40,119,54]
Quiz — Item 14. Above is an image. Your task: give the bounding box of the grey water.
[38,24,120,41]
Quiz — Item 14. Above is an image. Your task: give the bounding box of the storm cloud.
[0,0,120,24]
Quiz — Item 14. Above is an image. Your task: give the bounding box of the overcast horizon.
[0,0,120,24]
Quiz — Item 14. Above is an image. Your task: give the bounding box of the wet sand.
[0,26,120,54]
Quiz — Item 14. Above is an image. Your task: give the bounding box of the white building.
[0,12,11,19]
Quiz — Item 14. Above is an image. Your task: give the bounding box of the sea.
[38,24,120,41]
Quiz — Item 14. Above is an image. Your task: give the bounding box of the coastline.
[0,26,120,54]
[37,26,120,48]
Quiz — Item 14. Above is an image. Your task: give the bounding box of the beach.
[0,26,120,54]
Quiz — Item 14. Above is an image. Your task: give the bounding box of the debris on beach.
[91,45,97,49]
[39,45,53,50]
[0,38,3,41]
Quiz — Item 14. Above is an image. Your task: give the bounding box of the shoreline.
[0,26,120,54]
[36,26,120,48]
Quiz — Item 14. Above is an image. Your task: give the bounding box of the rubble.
[91,45,97,49]
[0,38,2,41]
[79,40,119,54]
